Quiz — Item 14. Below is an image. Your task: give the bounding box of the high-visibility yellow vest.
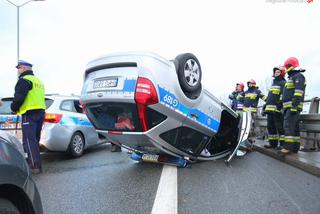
[17,75,46,115]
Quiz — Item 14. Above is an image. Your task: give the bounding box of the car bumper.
[40,123,72,152]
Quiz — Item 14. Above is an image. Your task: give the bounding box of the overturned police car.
[80,52,251,165]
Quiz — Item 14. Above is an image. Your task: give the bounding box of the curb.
[253,143,320,177]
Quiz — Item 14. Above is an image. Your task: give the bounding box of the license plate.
[142,154,159,162]
[93,78,118,89]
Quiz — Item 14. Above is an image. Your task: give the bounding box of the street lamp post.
[5,0,45,63]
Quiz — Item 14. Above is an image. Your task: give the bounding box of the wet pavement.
[32,143,320,214]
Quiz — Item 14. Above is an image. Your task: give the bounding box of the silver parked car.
[0,130,43,214]
[0,95,106,157]
[80,52,251,163]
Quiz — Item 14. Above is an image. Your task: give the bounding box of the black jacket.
[282,70,306,112]
[265,76,286,113]
[237,86,266,112]
[11,70,34,113]
[229,91,244,111]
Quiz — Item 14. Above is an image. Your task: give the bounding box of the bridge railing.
[254,97,320,151]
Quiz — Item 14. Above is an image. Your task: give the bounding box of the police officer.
[11,60,46,174]
[264,66,286,149]
[279,57,306,155]
[237,79,267,113]
[228,82,244,111]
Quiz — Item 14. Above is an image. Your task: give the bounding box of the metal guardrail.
[254,97,320,151]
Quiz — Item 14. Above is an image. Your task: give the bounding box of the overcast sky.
[1,0,319,101]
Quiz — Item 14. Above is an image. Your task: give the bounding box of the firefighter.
[237,79,267,145]
[263,66,286,149]
[237,79,267,113]
[279,57,306,155]
[228,82,244,111]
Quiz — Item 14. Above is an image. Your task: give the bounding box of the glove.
[229,91,237,99]
[292,97,299,107]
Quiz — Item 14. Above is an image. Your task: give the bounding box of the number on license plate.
[93,78,118,89]
[142,154,159,162]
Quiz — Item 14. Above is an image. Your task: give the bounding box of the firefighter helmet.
[247,79,256,85]
[273,66,285,77]
[284,57,299,69]
[236,82,244,91]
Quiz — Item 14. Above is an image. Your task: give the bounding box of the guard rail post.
[300,97,320,151]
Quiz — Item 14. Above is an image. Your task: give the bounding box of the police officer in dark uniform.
[237,79,267,113]
[279,57,306,155]
[11,60,46,174]
[228,82,244,111]
[264,66,286,149]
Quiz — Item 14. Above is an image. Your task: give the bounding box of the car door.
[178,91,222,157]
[225,111,252,164]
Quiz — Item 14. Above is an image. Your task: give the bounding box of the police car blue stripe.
[59,116,93,127]
[123,79,136,92]
[0,116,21,123]
[158,86,220,132]
[158,86,188,116]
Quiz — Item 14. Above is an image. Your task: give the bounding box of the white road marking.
[151,165,177,214]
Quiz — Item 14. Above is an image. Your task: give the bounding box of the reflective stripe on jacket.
[265,77,286,113]
[229,91,243,111]
[282,70,306,112]
[237,87,266,111]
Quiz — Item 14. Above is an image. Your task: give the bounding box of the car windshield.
[0,98,54,114]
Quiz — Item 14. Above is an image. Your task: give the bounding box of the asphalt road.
[33,144,320,214]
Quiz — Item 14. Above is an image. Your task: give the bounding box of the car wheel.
[0,198,20,214]
[69,132,85,157]
[175,53,202,93]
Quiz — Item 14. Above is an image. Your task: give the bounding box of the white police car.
[0,95,106,157]
[80,52,251,164]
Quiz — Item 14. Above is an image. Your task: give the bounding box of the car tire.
[175,53,202,94]
[69,132,85,157]
[0,198,20,214]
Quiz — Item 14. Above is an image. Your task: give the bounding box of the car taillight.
[44,113,62,123]
[134,77,158,132]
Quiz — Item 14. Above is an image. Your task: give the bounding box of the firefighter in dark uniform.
[11,60,46,174]
[228,82,244,111]
[237,79,267,145]
[279,57,306,155]
[237,79,267,113]
[263,66,286,149]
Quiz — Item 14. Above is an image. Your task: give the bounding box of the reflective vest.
[17,75,46,115]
